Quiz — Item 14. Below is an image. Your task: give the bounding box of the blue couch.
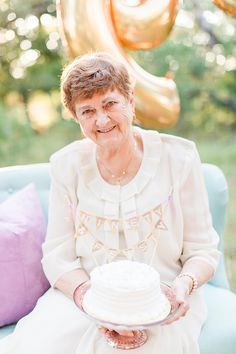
[0,162,236,353]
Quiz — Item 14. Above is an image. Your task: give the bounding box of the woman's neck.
[96,131,143,185]
[96,132,136,163]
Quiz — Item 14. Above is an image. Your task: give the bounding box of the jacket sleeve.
[179,143,221,272]
[41,155,82,287]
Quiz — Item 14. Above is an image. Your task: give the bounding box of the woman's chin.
[95,130,122,147]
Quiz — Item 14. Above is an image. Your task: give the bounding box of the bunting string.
[74,187,173,266]
[77,187,173,233]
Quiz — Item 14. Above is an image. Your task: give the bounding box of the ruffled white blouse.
[42,127,221,287]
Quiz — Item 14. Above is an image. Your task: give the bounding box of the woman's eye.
[82,109,93,116]
[105,101,117,109]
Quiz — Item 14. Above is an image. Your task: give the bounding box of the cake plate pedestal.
[75,283,178,350]
[104,328,148,350]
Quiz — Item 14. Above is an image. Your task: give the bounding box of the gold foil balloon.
[213,0,236,18]
[57,0,180,128]
[111,0,179,50]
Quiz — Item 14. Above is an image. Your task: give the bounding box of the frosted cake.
[83,260,171,325]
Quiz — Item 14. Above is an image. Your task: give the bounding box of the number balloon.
[57,0,180,128]
[213,0,236,18]
[111,0,179,50]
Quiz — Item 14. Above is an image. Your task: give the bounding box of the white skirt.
[0,287,206,354]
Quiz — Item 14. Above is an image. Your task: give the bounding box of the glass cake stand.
[74,283,179,350]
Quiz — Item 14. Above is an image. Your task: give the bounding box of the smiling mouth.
[97,125,116,133]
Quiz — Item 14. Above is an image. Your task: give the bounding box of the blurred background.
[0,0,235,291]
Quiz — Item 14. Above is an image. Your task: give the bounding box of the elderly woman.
[0,52,220,354]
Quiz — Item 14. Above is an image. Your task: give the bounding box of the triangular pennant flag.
[92,240,104,252]
[127,216,139,230]
[153,204,162,216]
[76,223,88,237]
[137,240,148,252]
[96,217,105,230]
[155,218,168,230]
[122,248,135,260]
[143,212,152,224]
[80,211,90,223]
[107,248,120,262]
[109,220,119,233]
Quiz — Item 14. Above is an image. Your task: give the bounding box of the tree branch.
[191,0,222,48]
[209,92,236,113]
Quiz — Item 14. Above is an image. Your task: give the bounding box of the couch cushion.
[0,324,16,339]
[199,283,236,354]
[0,184,50,327]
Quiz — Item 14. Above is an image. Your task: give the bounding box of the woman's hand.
[97,326,135,337]
[160,277,192,326]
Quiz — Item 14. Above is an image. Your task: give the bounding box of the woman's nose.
[95,112,110,127]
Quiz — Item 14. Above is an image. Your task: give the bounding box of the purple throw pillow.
[0,183,50,326]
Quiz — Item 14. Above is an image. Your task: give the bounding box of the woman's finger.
[97,326,134,337]
[115,330,134,337]
[161,301,190,326]
[97,325,108,334]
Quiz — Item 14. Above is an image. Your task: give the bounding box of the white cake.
[83,260,170,325]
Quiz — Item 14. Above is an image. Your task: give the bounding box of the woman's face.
[75,89,134,149]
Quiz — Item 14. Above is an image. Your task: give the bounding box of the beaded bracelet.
[73,281,90,309]
[176,272,198,296]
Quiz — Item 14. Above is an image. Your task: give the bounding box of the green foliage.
[0,0,63,100]
[133,29,236,133]
[0,105,81,166]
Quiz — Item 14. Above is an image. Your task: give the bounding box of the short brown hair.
[60,52,133,117]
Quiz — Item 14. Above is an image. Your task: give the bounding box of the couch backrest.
[0,163,50,221]
[0,162,229,289]
[201,163,229,289]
